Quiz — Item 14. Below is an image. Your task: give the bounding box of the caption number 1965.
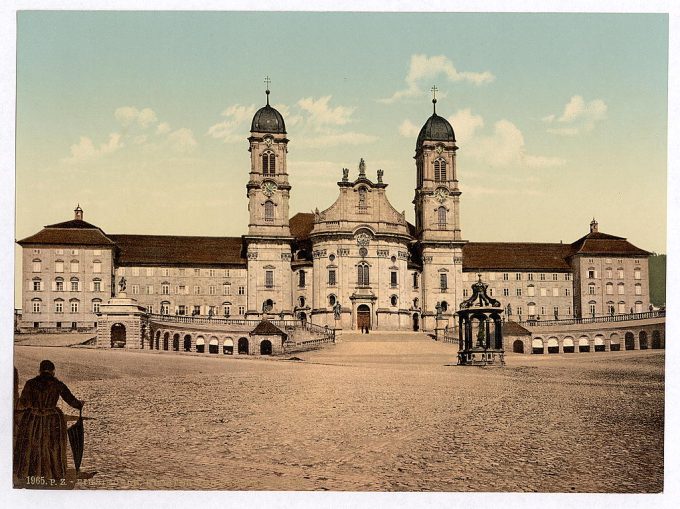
[26,476,66,486]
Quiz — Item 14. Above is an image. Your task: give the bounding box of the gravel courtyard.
[13,332,664,492]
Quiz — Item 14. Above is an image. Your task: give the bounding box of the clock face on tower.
[434,187,449,203]
[435,145,444,155]
[261,180,278,197]
[264,137,273,147]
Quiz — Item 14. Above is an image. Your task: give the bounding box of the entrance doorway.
[110,323,126,348]
[260,340,273,355]
[357,304,371,330]
[238,337,249,354]
[412,313,419,331]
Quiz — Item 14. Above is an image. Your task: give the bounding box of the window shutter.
[51,281,56,291]
[90,281,94,291]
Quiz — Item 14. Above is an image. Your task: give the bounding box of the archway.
[155,330,160,349]
[238,337,249,355]
[172,333,180,351]
[196,336,205,353]
[547,337,559,354]
[652,330,662,349]
[578,336,590,353]
[513,339,524,354]
[639,331,648,350]
[412,313,420,331]
[148,331,154,350]
[163,332,169,351]
[625,332,635,350]
[298,312,307,325]
[563,337,575,353]
[610,333,621,351]
[223,337,234,355]
[357,304,371,330]
[183,334,192,352]
[260,340,273,355]
[594,335,605,352]
[209,337,219,354]
[110,323,126,348]
[532,338,544,354]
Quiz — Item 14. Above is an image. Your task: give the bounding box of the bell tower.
[413,88,466,331]
[244,79,293,319]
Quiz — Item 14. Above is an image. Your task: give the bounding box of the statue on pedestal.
[435,301,443,320]
[118,277,127,293]
[333,301,342,320]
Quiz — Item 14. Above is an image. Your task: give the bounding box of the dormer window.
[262,150,275,176]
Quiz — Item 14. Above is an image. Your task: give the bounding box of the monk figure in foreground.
[14,360,84,487]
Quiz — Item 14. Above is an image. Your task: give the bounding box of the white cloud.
[447,108,484,143]
[398,120,420,138]
[544,95,607,135]
[114,106,158,128]
[207,104,257,142]
[62,133,122,164]
[156,122,171,135]
[167,128,197,153]
[381,54,495,103]
[297,96,354,127]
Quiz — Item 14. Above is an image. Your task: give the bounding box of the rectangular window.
[161,284,169,295]
[328,269,337,286]
[33,281,41,291]
[238,306,245,315]
[635,285,642,295]
[56,281,64,292]
[223,305,231,316]
[516,288,522,296]
[93,261,102,273]
[238,286,245,295]
[515,273,522,281]
[517,306,522,316]
[540,273,546,281]
[618,269,624,279]
[565,288,571,296]
[634,270,642,280]
[56,249,63,255]
[161,303,169,315]
[55,301,63,313]
[71,301,79,313]
[540,306,546,315]
[503,288,509,297]
[224,269,230,277]
[131,285,139,295]
[194,269,200,276]
[32,301,41,313]
[119,267,126,276]
[489,288,494,297]
[178,305,186,316]
[588,270,596,279]
[606,269,612,279]
[503,273,509,281]
[527,286,535,297]
[565,273,572,281]
[55,261,64,273]
[70,261,79,273]
[209,285,216,295]
[552,287,558,297]
[146,267,154,276]
[527,273,534,281]
[162,268,169,277]
[93,280,101,292]
[567,306,572,316]
[440,273,448,291]
[553,306,559,318]
[413,272,419,288]
[540,288,547,297]
[618,284,624,295]
[147,285,154,295]
[390,271,398,288]
[265,271,274,288]
[588,285,596,295]
[71,281,79,292]
[93,301,100,313]
[132,267,140,276]
[194,285,201,295]
[552,274,558,281]
[299,270,306,288]
[589,304,596,316]
[32,260,41,273]
[223,284,231,296]
[463,288,469,297]
[178,285,186,295]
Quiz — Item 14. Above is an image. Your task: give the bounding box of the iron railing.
[519,310,665,327]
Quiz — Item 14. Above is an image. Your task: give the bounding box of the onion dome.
[251,87,286,134]
[416,96,455,150]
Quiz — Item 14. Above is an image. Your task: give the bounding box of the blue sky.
[11,11,669,304]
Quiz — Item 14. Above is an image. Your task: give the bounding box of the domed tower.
[413,90,466,331]
[244,80,293,319]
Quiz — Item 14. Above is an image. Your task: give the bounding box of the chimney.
[74,204,83,221]
[590,218,598,233]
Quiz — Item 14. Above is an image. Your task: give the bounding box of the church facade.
[17,93,652,333]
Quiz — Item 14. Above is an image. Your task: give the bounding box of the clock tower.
[413,91,466,331]
[244,81,293,318]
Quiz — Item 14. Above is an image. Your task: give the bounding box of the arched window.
[588,283,596,295]
[160,301,170,315]
[390,295,398,307]
[413,297,419,309]
[32,278,42,291]
[434,158,447,181]
[440,301,448,312]
[437,206,447,229]
[606,282,614,295]
[262,150,275,176]
[264,200,274,222]
[69,299,80,313]
[328,294,336,306]
[31,298,42,313]
[92,299,102,313]
[357,263,370,286]
[298,296,306,308]
[32,259,42,273]
[412,272,419,289]
[70,277,80,292]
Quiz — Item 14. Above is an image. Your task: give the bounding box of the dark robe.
[13,374,83,483]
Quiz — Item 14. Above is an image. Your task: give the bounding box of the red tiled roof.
[44,219,103,230]
[109,234,246,267]
[290,212,314,240]
[462,242,572,271]
[502,321,532,336]
[570,231,649,257]
[250,320,286,336]
[17,228,116,247]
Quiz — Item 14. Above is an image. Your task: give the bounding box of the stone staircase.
[338,331,433,342]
